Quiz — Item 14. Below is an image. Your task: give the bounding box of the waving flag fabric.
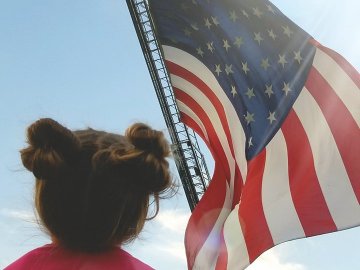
[148,0,360,269]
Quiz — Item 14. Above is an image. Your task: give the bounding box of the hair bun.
[26,118,76,149]
[125,123,170,159]
[21,118,80,180]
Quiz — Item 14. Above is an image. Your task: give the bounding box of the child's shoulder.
[5,244,154,270]
[4,244,53,270]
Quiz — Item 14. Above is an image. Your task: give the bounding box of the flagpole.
[126,0,211,211]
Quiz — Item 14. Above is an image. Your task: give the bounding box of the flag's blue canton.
[150,0,316,160]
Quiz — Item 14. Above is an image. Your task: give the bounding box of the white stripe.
[262,130,305,244]
[177,100,209,141]
[172,74,237,270]
[192,181,232,270]
[313,47,360,127]
[223,204,250,270]
[171,74,236,186]
[163,45,248,183]
[293,87,360,230]
[165,46,248,269]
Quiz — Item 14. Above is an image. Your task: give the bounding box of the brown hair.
[20,118,174,252]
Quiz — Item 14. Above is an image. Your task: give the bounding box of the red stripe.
[310,39,360,89]
[282,109,337,235]
[306,67,360,204]
[166,61,237,162]
[215,228,228,270]
[232,166,243,208]
[181,102,242,270]
[180,112,228,183]
[168,59,245,201]
[177,86,244,207]
[185,161,228,270]
[178,91,232,269]
[173,62,246,268]
[174,88,231,181]
[179,112,207,143]
[180,106,244,269]
[238,150,273,262]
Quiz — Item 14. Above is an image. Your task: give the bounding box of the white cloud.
[0,259,12,269]
[127,222,187,270]
[156,241,187,261]
[0,208,36,221]
[151,209,189,261]
[0,208,304,270]
[127,209,190,267]
[248,249,306,270]
[155,209,190,234]
[153,210,306,269]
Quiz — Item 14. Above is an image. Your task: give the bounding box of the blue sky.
[0,0,359,269]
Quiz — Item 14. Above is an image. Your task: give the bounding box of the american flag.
[148,0,360,269]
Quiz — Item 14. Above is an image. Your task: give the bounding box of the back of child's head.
[20,118,174,252]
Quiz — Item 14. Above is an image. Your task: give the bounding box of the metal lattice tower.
[127,0,211,211]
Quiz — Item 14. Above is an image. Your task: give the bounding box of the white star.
[244,111,255,125]
[266,4,276,14]
[267,111,277,124]
[215,64,222,76]
[245,88,256,99]
[278,54,288,68]
[248,137,254,148]
[207,42,214,53]
[225,64,234,75]
[196,47,204,57]
[242,62,250,75]
[294,50,303,64]
[204,18,212,29]
[229,10,238,22]
[211,16,220,26]
[234,36,244,48]
[282,25,293,38]
[242,10,249,18]
[268,29,277,40]
[253,7,264,18]
[191,23,199,31]
[282,82,291,96]
[223,39,231,52]
[254,32,264,45]
[264,84,274,98]
[261,58,270,70]
[231,85,237,97]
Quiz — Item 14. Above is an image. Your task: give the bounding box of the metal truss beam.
[127,0,211,211]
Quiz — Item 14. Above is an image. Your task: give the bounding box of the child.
[6,118,175,269]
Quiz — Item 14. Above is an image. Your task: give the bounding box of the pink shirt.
[5,244,154,270]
